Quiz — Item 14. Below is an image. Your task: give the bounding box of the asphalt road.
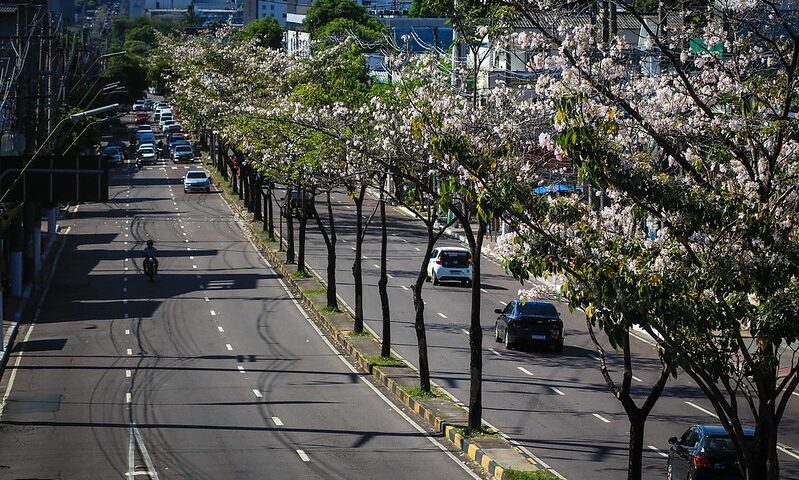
[266,187,799,480]
[0,126,482,479]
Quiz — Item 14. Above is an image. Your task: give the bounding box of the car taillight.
[467,257,473,265]
[693,454,711,469]
[436,258,443,265]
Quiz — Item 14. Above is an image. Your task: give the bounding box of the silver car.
[183,171,211,193]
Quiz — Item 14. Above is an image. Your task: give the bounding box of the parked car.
[494,300,563,352]
[100,144,125,166]
[668,424,755,480]
[137,144,157,164]
[426,246,472,286]
[183,170,211,193]
[171,143,195,163]
[282,189,314,217]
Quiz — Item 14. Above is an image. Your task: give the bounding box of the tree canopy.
[236,16,283,49]
[304,0,385,43]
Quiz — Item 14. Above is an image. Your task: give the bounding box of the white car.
[159,115,174,129]
[137,144,157,164]
[426,246,473,287]
[183,170,211,193]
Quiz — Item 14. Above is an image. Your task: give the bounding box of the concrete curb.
[206,162,548,480]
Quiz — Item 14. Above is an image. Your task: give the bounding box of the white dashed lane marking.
[126,348,133,355]
[437,312,447,318]
[126,370,131,378]
[237,366,245,374]
[593,413,611,423]
[217,326,224,333]
[297,450,310,462]
[126,392,132,403]
[253,389,262,398]
[550,387,566,396]
[226,344,233,351]
[648,446,668,458]
[518,367,534,376]
[489,348,501,357]
[271,417,284,426]
[210,310,216,316]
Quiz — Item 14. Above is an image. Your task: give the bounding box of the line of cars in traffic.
[131,99,199,166]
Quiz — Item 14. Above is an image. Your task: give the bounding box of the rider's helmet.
[146,239,154,247]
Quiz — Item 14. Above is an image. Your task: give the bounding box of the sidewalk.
[0,207,69,371]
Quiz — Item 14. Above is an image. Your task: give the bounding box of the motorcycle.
[143,256,157,281]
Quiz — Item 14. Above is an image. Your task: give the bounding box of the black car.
[494,300,563,352]
[668,424,755,480]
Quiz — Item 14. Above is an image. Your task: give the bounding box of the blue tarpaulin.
[533,184,584,195]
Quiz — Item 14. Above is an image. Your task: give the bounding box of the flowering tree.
[490,1,799,478]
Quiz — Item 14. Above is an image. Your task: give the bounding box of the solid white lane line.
[123,299,127,304]
[127,348,133,355]
[437,312,447,318]
[253,389,262,398]
[499,301,507,306]
[630,330,655,345]
[489,348,502,357]
[217,326,224,333]
[210,310,216,316]
[778,444,799,461]
[593,413,611,423]
[648,445,668,458]
[550,387,566,396]
[793,392,799,397]
[461,329,470,335]
[237,366,245,373]
[126,392,132,403]
[518,367,534,376]
[126,370,131,378]
[685,401,718,418]
[296,450,310,462]
[272,416,284,426]
[226,344,233,351]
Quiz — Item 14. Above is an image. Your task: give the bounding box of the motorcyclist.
[143,239,158,274]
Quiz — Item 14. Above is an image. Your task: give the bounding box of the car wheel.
[504,329,513,349]
[184,189,188,193]
[495,323,502,342]
[551,340,564,353]
[432,272,439,286]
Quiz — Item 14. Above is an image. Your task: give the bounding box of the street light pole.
[68,51,126,95]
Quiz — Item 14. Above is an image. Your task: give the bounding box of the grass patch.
[366,355,406,367]
[320,306,340,316]
[505,470,560,480]
[404,385,445,400]
[304,287,327,297]
[292,270,311,279]
[459,426,499,438]
[347,330,370,337]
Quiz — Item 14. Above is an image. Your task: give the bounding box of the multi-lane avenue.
[267,187,799,480]
[0,137,483,479]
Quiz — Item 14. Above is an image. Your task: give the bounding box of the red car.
[135,112,149,124]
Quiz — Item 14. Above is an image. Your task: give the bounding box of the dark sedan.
[494,300,563,352]
[667,424,755,480]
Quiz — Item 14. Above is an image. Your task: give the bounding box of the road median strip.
[205,159,556,480]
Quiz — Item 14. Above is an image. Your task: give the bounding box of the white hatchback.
[426,246,473,287]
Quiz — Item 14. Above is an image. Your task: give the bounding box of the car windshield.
[705,436,755,454]
[139,147,154,154]
[186,172,207,179]
[440,251,470,268]
[517,302,558,317]
[175,146,192,154]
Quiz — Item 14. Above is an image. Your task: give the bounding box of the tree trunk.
[238,168,244,200]
[378,195,391,358]
[627,412,646,480]
[410,226,437,392]
[267,182,275,239]
[467,218,486,430]
[286,203,295,263]
[298,212,307,275]
[229,160,237,193]
[352,184,366,334]
[313,191,338,310]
